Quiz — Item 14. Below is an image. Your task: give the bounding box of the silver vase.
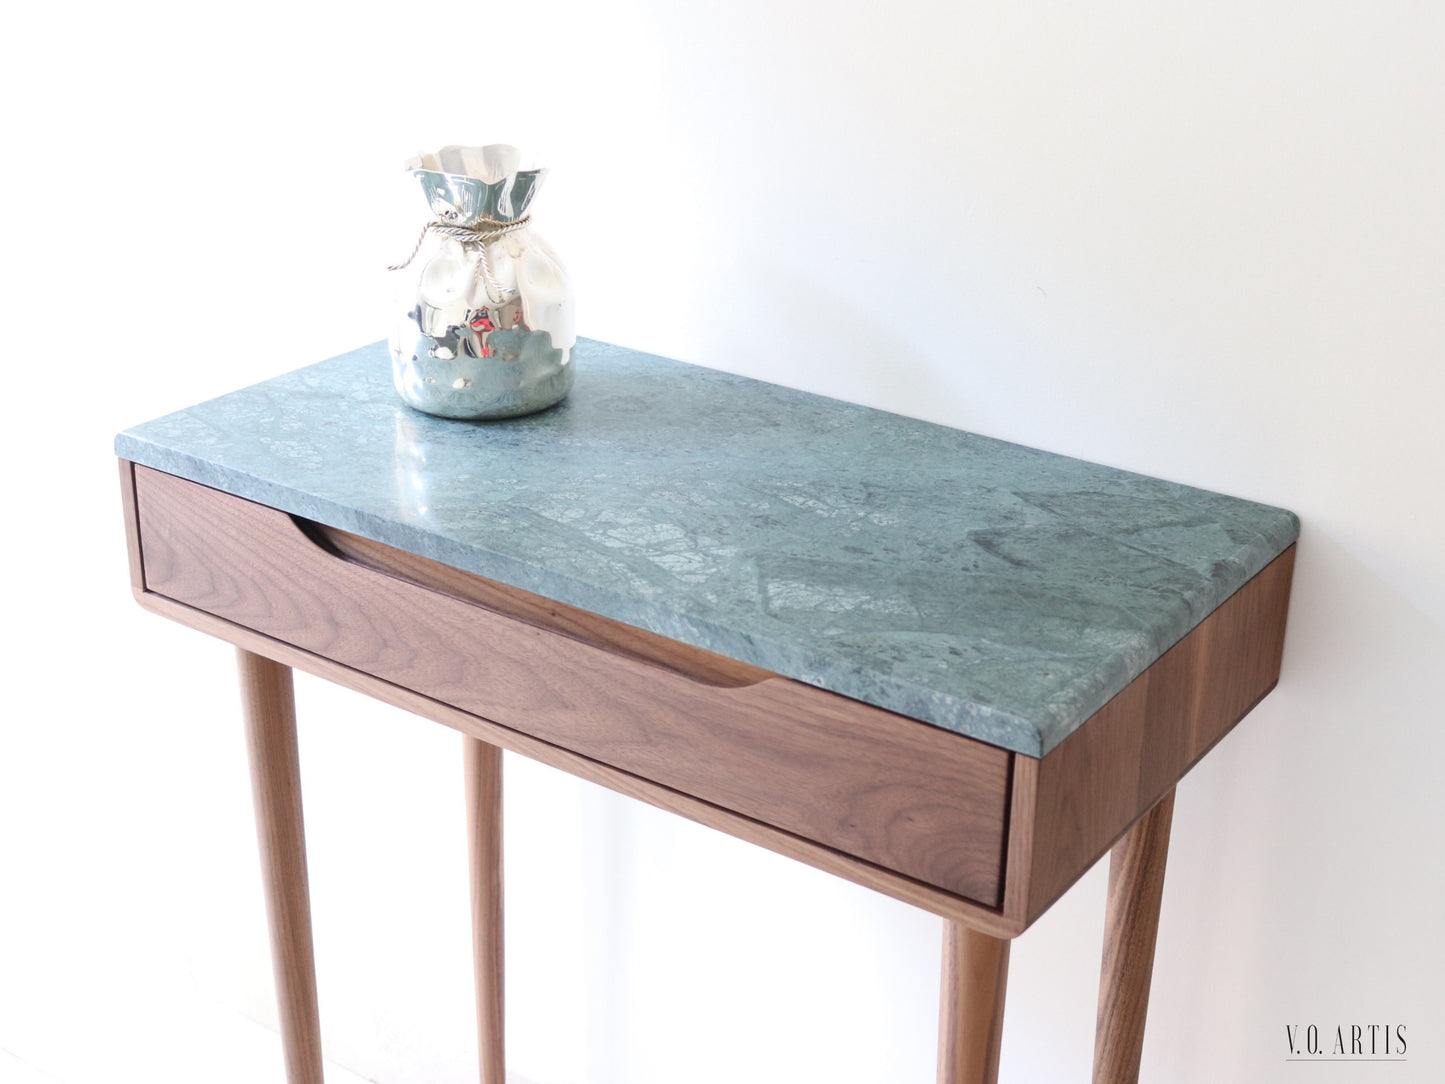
[389,145,575,420]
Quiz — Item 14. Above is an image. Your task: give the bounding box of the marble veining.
[116,339,1299,756]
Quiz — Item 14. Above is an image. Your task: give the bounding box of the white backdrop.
[2,3,1442,1082]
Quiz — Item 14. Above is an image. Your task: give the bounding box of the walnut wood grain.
[1004,546,1294,927]
[465,737,505,1084]
[937,923,1010,1084]
[237,650,324,1084]
[1093,789,1175,1084]
[131,584,1022,936]
[132,466,1011,909]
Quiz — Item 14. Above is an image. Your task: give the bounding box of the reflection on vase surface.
[389,143,575,420]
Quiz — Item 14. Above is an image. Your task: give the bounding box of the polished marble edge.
[117,339,1299,757]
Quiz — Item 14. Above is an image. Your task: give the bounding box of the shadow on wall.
[1140,524,1445,1080]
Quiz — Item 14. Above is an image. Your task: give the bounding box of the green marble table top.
[116,339,1298,756]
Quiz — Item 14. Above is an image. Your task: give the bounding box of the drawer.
[129,465,1012,909]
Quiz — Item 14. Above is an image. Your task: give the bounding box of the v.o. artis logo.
[1285,1024,1406,1062]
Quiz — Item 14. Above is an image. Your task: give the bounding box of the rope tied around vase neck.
[388,215,532,304]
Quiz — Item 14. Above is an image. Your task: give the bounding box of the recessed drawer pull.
[290,515,770,691]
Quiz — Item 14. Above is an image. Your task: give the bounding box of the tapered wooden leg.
[465,736,505,1084]
[237,649,325,1084]
[1093,788,1176,1084]
[937,922,1010,1084]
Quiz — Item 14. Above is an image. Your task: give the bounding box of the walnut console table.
[116,339,1297,1084]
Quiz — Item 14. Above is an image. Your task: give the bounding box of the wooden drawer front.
[132,466,1011,908]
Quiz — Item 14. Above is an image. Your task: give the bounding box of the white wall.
[3,2,1442,1082]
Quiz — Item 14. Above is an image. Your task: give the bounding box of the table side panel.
[118,459,146,592]
[1006,545,1295,925]
[130,464,1011,908]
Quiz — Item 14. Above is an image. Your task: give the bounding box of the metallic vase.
[389,145,575,420]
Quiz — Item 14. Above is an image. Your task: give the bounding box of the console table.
[116,339,1297,1084]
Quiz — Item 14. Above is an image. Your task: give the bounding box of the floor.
[0,1007,375,1084]
[1,1007,542,1084]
